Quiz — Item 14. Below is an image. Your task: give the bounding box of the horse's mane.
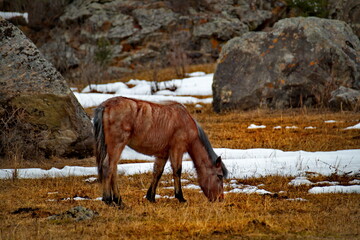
[195,121,228,177]
[195,121,218,163]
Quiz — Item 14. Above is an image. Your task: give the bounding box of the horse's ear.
[215,156,222,168]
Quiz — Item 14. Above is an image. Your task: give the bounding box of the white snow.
[82,73,213,96]
[309,185,360,194]
[344,123,360,130]
[349,179,360,184]
[76,72,214,108]
[324,120,336,123]
[227,185,272,195]
[84,177,97,183]
[183,184,201,190]
[1,148,359,180]
[248,124,266,129]
[289,177,313,186]
[287,198,308,201]
[288,177,340,186]
[0,12,29,23]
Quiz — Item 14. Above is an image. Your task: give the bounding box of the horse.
[93,96,228,206]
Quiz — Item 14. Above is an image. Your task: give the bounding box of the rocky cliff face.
[0,17,94,159]
[33,0,282,83]
[213,17,360,112]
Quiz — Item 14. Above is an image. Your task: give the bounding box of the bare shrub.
[150,62,178,95]
[167,31,190,79]
[69,38,113,88]
[150,62,161,94]
[0,107,43,161]
[94,37,113,68]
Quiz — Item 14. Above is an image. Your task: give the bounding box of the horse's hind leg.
[102,143,125,206]
[110,162,125,208]
[170,150,186,203]
[146,157,167,203]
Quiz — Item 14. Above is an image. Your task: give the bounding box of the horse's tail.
[94,105,107,182]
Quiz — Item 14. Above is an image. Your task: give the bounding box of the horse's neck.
[188,138,213,176]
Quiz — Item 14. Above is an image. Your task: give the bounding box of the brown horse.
[93,96,227,206]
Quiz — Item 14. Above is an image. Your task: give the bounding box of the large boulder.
[329,86,360,111]
[213,17,360,112]
[328,0,360,39]
[0,17,94,159]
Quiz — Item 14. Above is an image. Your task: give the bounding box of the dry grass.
[1,173,359,239]
[189,105,360,151]
[1,104,360,239]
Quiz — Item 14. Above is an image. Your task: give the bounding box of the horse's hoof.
[117,201,128,210]
[146,197,156,203]
[145,193,156,203]
[178,198,187,203]
[103,197,113,206]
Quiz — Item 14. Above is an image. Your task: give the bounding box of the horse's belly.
[127,141,169,159]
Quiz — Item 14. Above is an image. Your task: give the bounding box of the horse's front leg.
[170,150,186,203]
[146,157,167,203]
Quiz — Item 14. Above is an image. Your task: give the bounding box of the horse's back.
[101,97,197,157]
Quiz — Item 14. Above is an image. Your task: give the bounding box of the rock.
[107,14,138,40]
[329,86,360,111]
[193,17,248,41]
[0,17,94,159]
[48,206,98,222]
[132,8,178,34]
[28,0,280,82]
[328,0,360,38]
[213,17,360,112]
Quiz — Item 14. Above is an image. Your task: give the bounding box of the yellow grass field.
[1,106,360,239]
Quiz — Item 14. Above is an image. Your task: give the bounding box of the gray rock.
[329,86,360,111]
[328,0,360,38]
[39,34,80,71]
[193,17,248,41]
[213,17,360,112]
[132,8,178,34]
[32,0,280,81]
[48,206,98,222]
[107,14,138,40]
[234,8,273,30]
[0,17,93,159]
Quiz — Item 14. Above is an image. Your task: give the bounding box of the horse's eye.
[217,175,223,180]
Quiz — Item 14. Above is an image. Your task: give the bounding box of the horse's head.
[199,156,227,202]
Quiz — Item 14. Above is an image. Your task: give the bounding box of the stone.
[193,17,248,41]
[48,206,98,222]
[23,0,282,81]
[213,17,360,112]
[0,17,93,159]
[132,8,178,34]
[329,86,360,111]
[328,0,360,38]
